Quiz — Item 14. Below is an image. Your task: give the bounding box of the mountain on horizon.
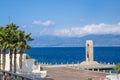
[28,34,120,47]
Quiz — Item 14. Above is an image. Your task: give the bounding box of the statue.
[80,40,98,65]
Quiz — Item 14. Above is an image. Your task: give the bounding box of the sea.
[25,47,120,65]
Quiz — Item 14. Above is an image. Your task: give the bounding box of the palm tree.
[0,27,3,70]
[0,48,1,70]
[17,31,33,72]
[0,23,33,73]
[115,64,120,80]
[13,30,22,73]
[5,23,19,72]
[0,27,9,70]
[12,33,18,73]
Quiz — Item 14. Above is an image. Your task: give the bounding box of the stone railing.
[0,70,33,80]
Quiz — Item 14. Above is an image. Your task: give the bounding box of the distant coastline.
[29,34,120,47]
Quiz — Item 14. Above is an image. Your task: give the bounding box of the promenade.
[44,63,115,73]
[44,67,107,80]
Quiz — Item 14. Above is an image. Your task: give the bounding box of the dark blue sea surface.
[25,47,120,64]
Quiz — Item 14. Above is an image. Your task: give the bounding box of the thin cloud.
[79,19,84,23]
[42,20,55,27]
[54,22,120,37]
[32,20,42,25]
[21,25,27,28]
[118,22,120,26]
[32,20,55,27]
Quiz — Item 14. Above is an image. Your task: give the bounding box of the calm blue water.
[25,47,120,64]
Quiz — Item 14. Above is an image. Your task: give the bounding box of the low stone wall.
[1,53,41,73]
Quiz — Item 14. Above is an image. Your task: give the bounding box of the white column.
[97,69,100,72]
[86,40,94,62]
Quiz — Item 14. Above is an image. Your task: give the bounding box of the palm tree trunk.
[10,48,13,72]
[2,49,6,70]
[14,48,17,73]
[0,49,1,70]
[19,50,23,72]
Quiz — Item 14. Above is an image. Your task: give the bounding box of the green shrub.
[26,54,31,59]
[115,64,120,74]
[87,78,93,80]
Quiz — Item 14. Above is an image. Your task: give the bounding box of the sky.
[0,0,120,37]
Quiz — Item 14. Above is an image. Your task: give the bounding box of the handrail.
[0,70,33,80]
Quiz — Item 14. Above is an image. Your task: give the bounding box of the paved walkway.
[44,67,107,80]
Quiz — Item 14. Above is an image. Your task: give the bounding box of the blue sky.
[0,0,120,37]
